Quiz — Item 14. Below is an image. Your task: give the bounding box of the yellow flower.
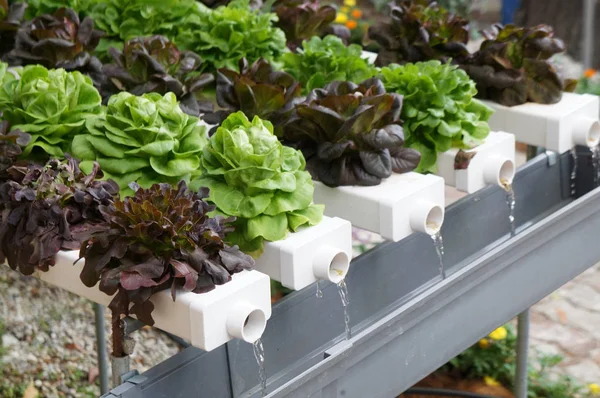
[341,6,350,12]
[585,68,597,79]
[335,13,348,24]
[343,0,356,7]
[478,339,490,349]
[488,326,507,341]
[345,20,358,30]
[484,376,500,387]
[589,383,600,395]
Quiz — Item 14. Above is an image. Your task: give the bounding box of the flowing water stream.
[337,279,351,340]
[253,339,267,397]
[592,145,600,187]
[571,148,578,196]
[428,221,445,279]
[501,179,516,237]
[315,280,323,298]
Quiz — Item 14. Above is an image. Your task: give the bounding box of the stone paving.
[529,263,600,385]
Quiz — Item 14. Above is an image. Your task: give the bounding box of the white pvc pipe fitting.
[572,117,600,148]
[483,155,516,187]
[313,245,350,284]
[226,302,267,343]
[410,201,445,236]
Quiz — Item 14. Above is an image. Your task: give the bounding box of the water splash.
[593,145,600,187]
[428,222,445,279]
[501,179,516,237]
[253,339,267,397]
[570,148,578,196]
[315,280,323,298]
[337,280,351,340]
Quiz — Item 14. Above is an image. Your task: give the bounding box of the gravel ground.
[0,267,180,398]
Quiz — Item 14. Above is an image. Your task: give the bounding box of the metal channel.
[113,152,583,398]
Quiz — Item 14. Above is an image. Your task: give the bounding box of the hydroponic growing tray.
[101,150,600,398]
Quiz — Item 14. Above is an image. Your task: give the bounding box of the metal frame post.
[583,0,597,69]
[515,309,530,398]
[93,303,110,395]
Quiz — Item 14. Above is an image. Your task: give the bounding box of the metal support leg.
[515,309,530,398]
[583,0,597,69]
[111,355,131,387]
[93,303,110,395]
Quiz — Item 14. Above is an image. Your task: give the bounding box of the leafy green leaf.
[281,35,377,94]
[381,61,493,173]
[194,111,322,256]
[74,92,207,190]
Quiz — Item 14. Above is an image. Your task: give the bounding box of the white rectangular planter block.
[313,173,445,242]
[436,131,516,193]
[30,251,272,351]
[255,216,352,291]
[483,93,600,153]
[362,50,378,64]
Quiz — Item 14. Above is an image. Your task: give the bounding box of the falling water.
[592,145,600,187]
[570,148,578,196]
[337,280,351,340]
[315,280,323,298]
[428,222,445,279]
[253,339,267,397]
[501,179,516,237]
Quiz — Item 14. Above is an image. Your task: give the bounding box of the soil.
[397,372,514,398]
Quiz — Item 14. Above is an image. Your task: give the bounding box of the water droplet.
[253,339,267,397]
[337,280,351,340]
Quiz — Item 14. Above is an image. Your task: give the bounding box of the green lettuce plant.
[283,78,421,186]
[23,0,93,18]
[281,35,377,94]
[191,111,323,255]
[368,0,470,67]
[460,24,576,106]
[380,61,494,173]
[176,0,287,72]
[72,91,208,195]
[0,64,103,159]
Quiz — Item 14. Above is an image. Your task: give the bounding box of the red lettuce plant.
[460,24,576,106]
[77,181,254,343]
[283,78,421,187]
[273,0,337,51]
[205,58,300,135]
[368,0,470,67]
[0,157,119,276]
[103,35,215,116]
[0,120,30,181]
[0,0,27,58]
[3,7,105,88]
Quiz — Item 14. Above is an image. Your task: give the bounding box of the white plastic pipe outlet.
[313,246,350,284]
[410,201,445,236]
[226,302,267,343]
[572,117,600,148]
[482,155,516,188]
